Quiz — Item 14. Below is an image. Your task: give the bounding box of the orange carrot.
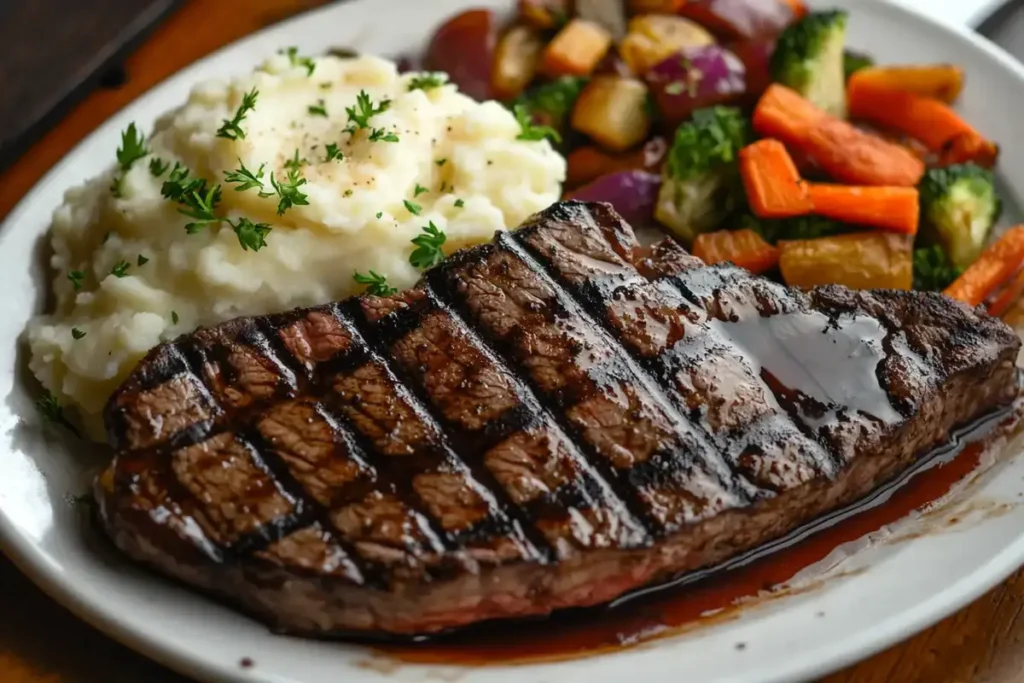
[848,79,999,167]
[847,64,965,104]
[693,229,780,274]
[807,184,919,235]
[945,226,1024,307]
[740,139,813,219]
[987,267,1024,318]
[938,131,1000,169]
[780,0,808,19]
[753,84,925,187]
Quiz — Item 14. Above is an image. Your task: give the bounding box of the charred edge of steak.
[97,200,1022,635]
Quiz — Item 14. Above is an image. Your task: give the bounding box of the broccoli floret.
[771,10,849,117]
[512,76,587,136]
[913,245,962,292]
[919,163,1001,270]
[843,49,874,82]
[655,107,750,243]
[738,213,850,244]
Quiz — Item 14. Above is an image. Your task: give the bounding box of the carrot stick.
[938,132,1000,169]
[739,139,813,219]
[945,226,1024,307]
[987,267,1024,318]
[807,184,919,235]
[693,229,780,274]
[848,64,964,104]
[848,78,999,167]
[780,0,808,20]
[753,84,925,187]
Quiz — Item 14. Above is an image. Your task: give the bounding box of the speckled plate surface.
[3,1,1024,682]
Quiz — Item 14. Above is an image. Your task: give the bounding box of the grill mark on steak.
[433,231,750,533]
[97,200,1023,636]
[515,206,836,494]
[351,287,647,561]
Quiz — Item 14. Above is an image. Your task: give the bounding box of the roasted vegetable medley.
[413,0,1021,318]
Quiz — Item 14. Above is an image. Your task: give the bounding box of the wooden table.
[1,1,1022,681]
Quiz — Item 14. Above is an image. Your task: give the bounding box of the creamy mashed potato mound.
[28,54,565,438]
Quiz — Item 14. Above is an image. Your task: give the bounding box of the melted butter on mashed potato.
[28,53,565,439]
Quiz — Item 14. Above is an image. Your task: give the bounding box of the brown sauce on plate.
[377,404,1019,666]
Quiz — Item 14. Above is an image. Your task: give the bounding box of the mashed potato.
[28,53,565,439]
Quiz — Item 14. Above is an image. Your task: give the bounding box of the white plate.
[4,1,1024,682]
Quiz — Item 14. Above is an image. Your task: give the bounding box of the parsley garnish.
[353,270,398,296]
[344,189,353,197]
[345,90,390,132]
[436,158,447,166]
[403,199,422,215]
[376,211,383,219]
[284,149,305,171]
[224,160,267,192]
[414,183,428,197]
[408,73,448,91]
[281,46,316,76]
[513,104,561,143]
[268,168,309,215]
[110,261,131,278]
[111,122,149,197]
[308,99,328,117]
[409,221,446,269]
[36,390,79,436]
[137,254,149,266]
[67,270,84,291]
[368,128,399,143]
[230,218,272,252]
[160,164,224,233]
[171,311,180,324]
[454,198,464,208]
[323,143,344,162]
[149,157,170,177]
[216,87,258,141]
[71,328,86,340]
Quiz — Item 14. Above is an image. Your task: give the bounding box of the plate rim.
[3,1,1024,682]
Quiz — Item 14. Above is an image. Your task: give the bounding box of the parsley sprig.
[67,270,85,291]
[268,168,309,215]
[281,46,316,76]
[232,218,272,252]
[353,270,398,296]
[110,123,149,197]
[323,143,344,162]
[308,99,328,117]
[409,221,446,269]
[216,88,259,141]
[149,157,169,177]
[408,73,448,91]
[111,261,131,278]
[224,160,267,192]
[513,104,561,143]
[36,390,80,437]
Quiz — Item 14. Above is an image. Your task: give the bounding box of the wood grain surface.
[0,1,1021,682]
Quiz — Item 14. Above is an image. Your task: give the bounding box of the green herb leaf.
[137,254,149,266]
[408,73,448,91]
[67,270,85,291]
[376,211,383,219]
[435,158,447,167]
[171,310,180,324]
[513,104,562,143]
[345,90,391,131]
[368,128,399,143]
[353,270,398,296]
[216,87,259,141]
[116,122,149,171]
[268,168,309,216]
[149,157,170,177]
[109,175,125,198]
[414,183,428,197]
[280,46,316,76]
[110,260,131,278]
[403,199,422,216]
[71,328,86,340]
[409,221,446,269]
[224,159,267,192]
[229,217,272,252]
[323,143,344,162]
[454,198,465,208]
[344,189,353,197]
[308,99,328,117]
[35,390,79,437]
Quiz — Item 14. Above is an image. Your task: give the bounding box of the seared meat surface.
[97,201,1021,636]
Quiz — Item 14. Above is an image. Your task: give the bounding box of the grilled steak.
[97,201,1021,636]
